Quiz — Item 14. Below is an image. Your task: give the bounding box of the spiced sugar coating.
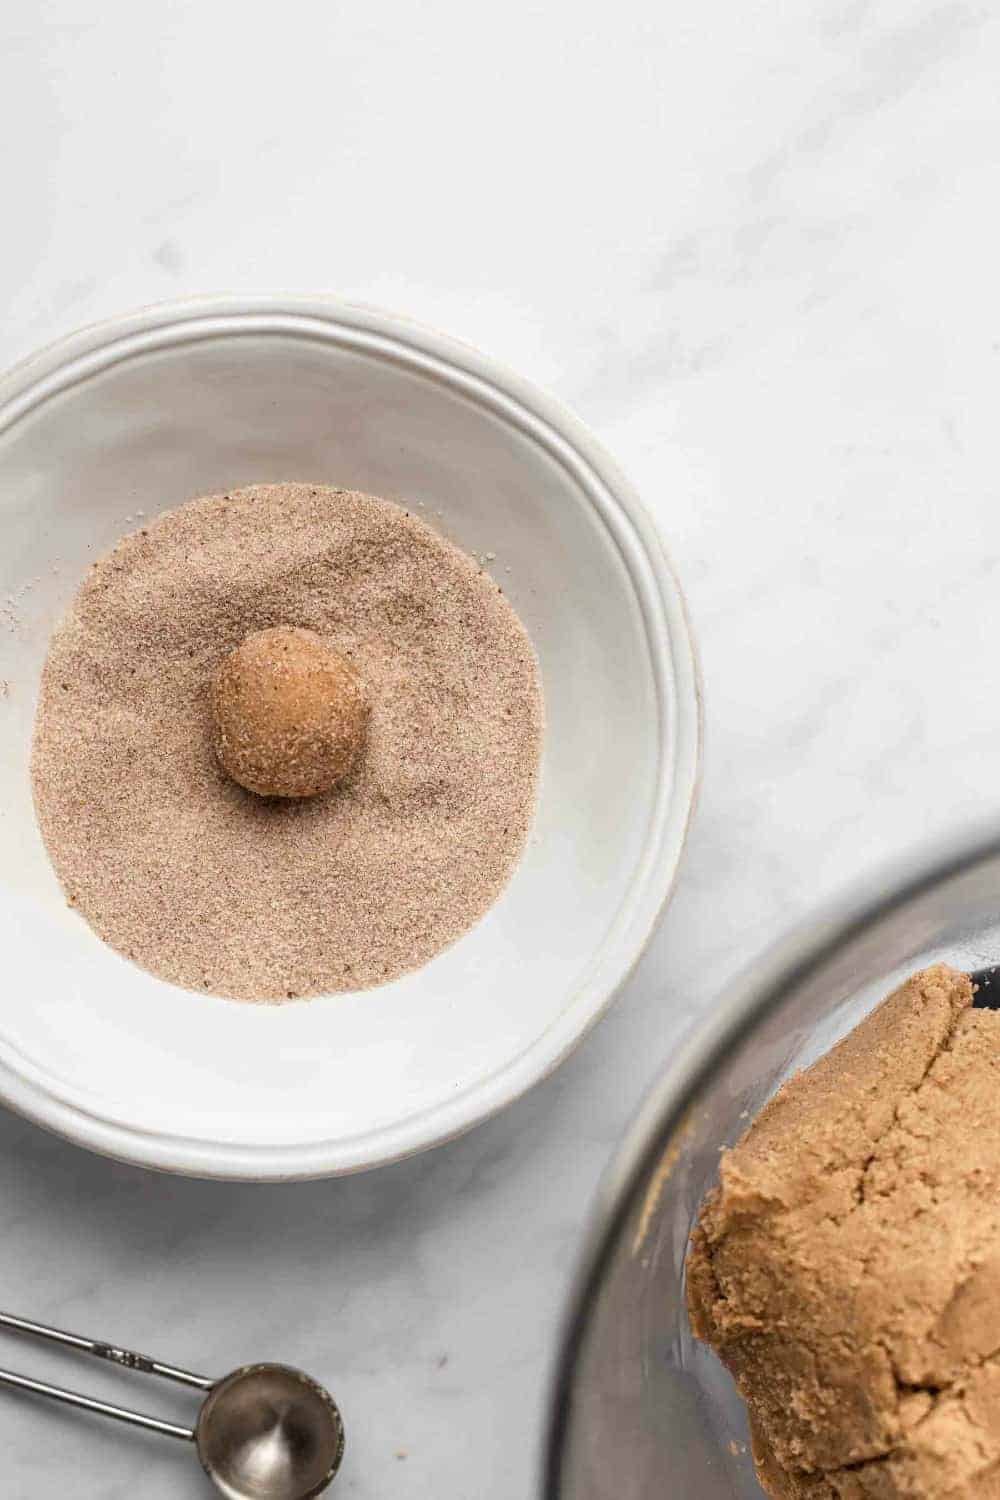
[31,483,543,1000]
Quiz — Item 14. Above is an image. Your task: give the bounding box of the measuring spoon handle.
[0,1365,195,1441]
[0,1311,213,1390]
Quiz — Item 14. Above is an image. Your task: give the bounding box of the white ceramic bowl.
[0,297,700,1180]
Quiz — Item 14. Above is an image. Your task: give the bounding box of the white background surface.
[2,1,999,1496]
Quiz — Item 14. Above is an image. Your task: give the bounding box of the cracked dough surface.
[687,964,1000,1498]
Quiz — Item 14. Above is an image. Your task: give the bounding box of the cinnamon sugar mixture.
[31,484,543,1001]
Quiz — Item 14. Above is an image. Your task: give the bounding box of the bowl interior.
[0,304,697,1177]
[548,836,1000,1498]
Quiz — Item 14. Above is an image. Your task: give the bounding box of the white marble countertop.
[4,1,1000,1494]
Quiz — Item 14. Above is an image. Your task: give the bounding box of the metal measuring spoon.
[0,1311,344,1499]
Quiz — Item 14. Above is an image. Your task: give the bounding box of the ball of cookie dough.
[212,626,368,798]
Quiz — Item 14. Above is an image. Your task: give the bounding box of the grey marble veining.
[3,0,1000,1494]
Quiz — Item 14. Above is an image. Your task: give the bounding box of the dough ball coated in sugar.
[213,626,368,798]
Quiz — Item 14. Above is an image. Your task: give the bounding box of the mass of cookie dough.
[213,625,368,798]
[688,963,1000,1499]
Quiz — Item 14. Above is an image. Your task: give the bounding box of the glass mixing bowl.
[545,824,1000,1498]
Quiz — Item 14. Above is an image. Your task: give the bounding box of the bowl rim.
[543,817,1000,1495]
[0,293,702,1180]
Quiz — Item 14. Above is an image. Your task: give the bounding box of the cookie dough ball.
[213,626,368,798]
